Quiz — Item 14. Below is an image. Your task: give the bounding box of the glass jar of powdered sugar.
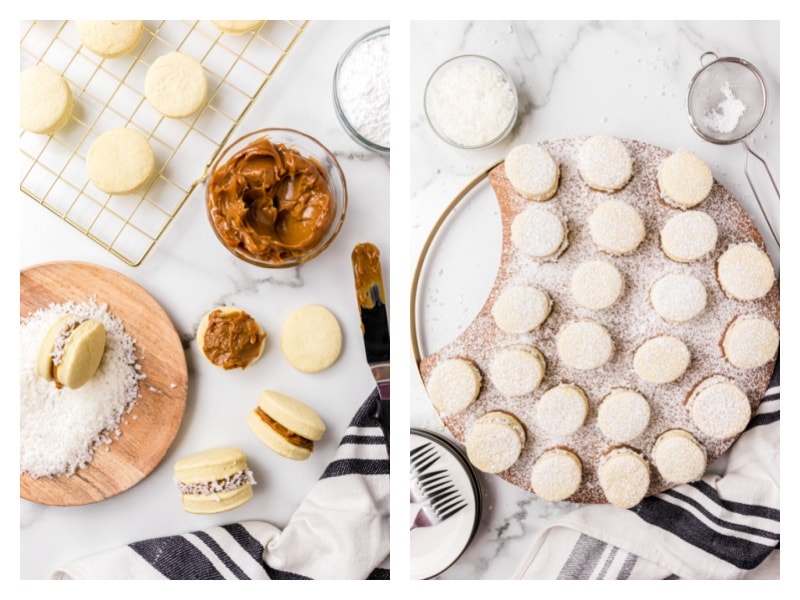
[333,26,390,154]
[425,54,518,149]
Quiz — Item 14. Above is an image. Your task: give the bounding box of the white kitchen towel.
[513,360,779,580]
[52,389,390,580]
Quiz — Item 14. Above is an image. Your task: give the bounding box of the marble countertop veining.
[410,20,779,580]
[20,20,389,580]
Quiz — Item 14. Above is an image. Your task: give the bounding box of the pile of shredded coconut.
[20,298,145,478]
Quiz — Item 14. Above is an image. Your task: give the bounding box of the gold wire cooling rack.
[20,20,308,266]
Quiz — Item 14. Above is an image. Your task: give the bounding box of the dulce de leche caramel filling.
[207,137,335,264]
[203,309,265,369]
[254,407,314,451]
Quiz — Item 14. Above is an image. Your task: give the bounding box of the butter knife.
[352,242,390,450]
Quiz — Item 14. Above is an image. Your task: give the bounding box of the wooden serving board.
[20,261,188,506]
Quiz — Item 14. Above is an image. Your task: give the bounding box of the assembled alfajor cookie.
[248,390,326,460]
[174,447,255,514]
[197,306,266,370]
[36,313,106,389]
[465,411,526,474]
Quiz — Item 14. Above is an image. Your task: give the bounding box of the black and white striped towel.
[52,390,390,580]
[513,360,780,580]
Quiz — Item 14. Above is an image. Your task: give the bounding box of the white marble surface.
[410,20,780,579]
[20,20,389,580]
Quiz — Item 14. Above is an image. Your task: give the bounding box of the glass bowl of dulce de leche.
[205,128,348,268]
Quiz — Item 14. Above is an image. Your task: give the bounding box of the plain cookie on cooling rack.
[86,128,155,194]
[722,315,779,369]
[577,134,633,192]
[145,51,207,118]
[597,448,650,508]
[211,20,265,34]
[716,243,775,301]
[20,64,73,135]
[529,449,582,502]
[535,383,588,436]
[588,199,645,255]
[511,205,568,259]
[649,273,707,323]
[504,143,560,201]
[570,259,624,311]
[75,20,144,58]
[652,429,706,484]
[597,389,650,443]
[425,357,481,416]
[281,304,342,373]
[556,320,614,371]
[489,345,545,397]
[465,411,526,474]
[633,335,690,384]
[660,210,718,263]
[491,285,551,334]
[688,377,751,439]
[657,150,713,209]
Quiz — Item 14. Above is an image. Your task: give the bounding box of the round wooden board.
[20,261,188,506]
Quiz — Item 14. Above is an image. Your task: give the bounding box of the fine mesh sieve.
[687,52,779,247]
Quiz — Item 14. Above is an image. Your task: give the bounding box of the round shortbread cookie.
[722,315,779,370]
[426,358,481,416]
[717,244,775,301]
[576,134,633,192]
[20,64,73,134]
[465,411,526,474]
[535,384,588,436]
[489,345,545,397]
[504,143,560,201]
[597,389,650,443]
[530,449,582,502]
[211,20,264,34]
[86,128,155,194]
[689,378,751,439]
[598,449,650,509]
[570,260,623,310]
[145,51,207,118]
[511,205,568,259]
[75,20,144,58]
[556,320,613,371]
[649,273,707,323]
[588,199,645,255]
[633,335,690,384]
[280,304,342,373]
[652,429,706,484]
[660,210,718,263]
[658,150,713,208]
[491,285,551,334]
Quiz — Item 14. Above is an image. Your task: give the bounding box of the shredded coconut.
[175,469,256,498]
[702,81,747,134]
[20,299,145,478]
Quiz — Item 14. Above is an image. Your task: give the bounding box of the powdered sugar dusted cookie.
[598,449,650,509]
[489,345,545,397]
[688,377,751,439]
[649,273,707,323]
[530,449,582,502]
[652,429,706,484]
[577,134,633,192]
[20,64,73,134]
[556,320,613,370]
[511,205,568,259]
[658,150,713,208]
[425,358,481,416]
[571,260,623,310]
[535,383,588,436]
[588,200,645,255]
[75,20,144,58]
[633,335,690,384]
[466,411,526,473]
[504,143,560,201]
[491,285,551,334]
[86,128,155,194]
[722,315,779,370]
[597,389,650,443]
[660,210,718,262]
[717,244,775,301]
[145,51,207,118]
